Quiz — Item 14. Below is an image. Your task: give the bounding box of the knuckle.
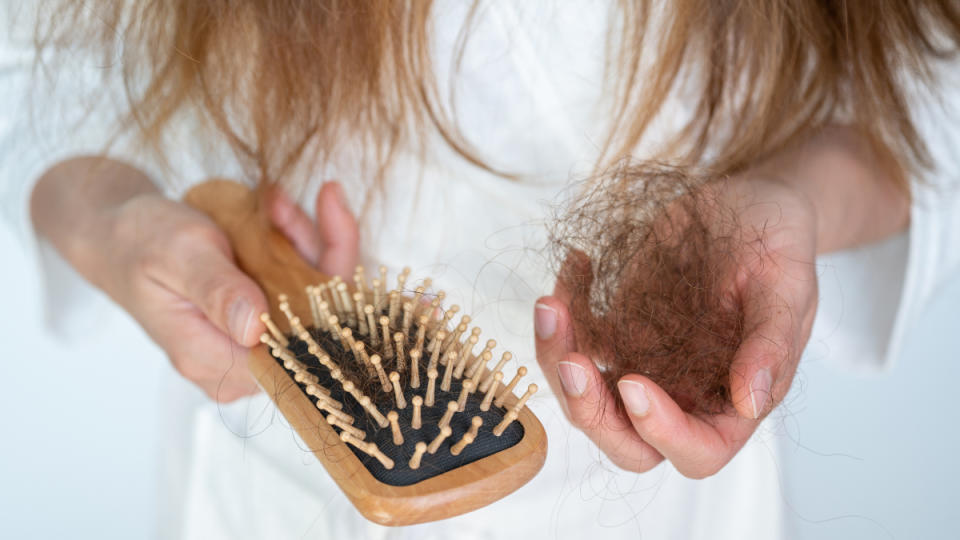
[203,281,251,320]
[169,221,227,250]
[567,399,606,431]
[130,245,164,278]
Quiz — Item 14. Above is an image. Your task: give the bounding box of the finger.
[315,181,359,278]
[535,295,663,472]
[143,288,259,402]
[617,373,756,478]
[533,296,577,415]
[728,273,807,420]
[155,236,268,348]
[268,188,322,265]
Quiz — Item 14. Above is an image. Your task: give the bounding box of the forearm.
[754,126,911,254]
[29,156,158,279]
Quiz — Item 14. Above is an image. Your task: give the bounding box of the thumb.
[165,234,269,347]
[315,181,359,277]
[727,289,798,420]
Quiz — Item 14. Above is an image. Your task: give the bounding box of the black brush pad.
[271,327,524,486]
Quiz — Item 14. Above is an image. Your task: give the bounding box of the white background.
[0,223,958,539]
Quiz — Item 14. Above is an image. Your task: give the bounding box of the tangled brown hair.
[551,163,748,415]
[32,0,960,192]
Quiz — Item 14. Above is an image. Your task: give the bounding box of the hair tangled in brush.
[550,162,753,416]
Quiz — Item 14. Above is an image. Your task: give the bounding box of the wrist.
[748,126,909,253]
[30,156,159,287]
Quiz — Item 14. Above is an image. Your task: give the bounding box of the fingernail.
[618,380,650,417]
[228,297,255,343]
[557,361,587,397]
[749,368,772,419]
[534,303,558,340]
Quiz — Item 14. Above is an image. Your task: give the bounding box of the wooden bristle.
[480,372,502,412]
[359,396,389,428]
[260,313,288,346]
[440,350,456,392]
[481,352,513,393]
[341,327,357,356]
[512,384,538,414]
[372,278,384,317]
[457,380,475,412]
[354,341,375,378]
[388,291,401,327]
[413,316,428,356]
[411,395,423,429]
[364,305,378,346]
[380,316,394,359]
[426,368,438,407]
[469,339,497,376]
[328,278,344,318]
[389,372,407,409]
[443,321,468,355]
[438,401,458,431]
[328,414,365,440]
[495,366,528,408]
[340,431,394,469]
[410,286,426,319]
[306,286,321,328]
[402,302,414,335]
[493,411,518,437]
[436,305,459,341]
[453,334,479,378]
[317,301,332,332]
[409,349,422,388]
[409,442,427,470]
[388,411,404,445]
[394,332,406,372]
[427,330,445,372]
[427,425,453,454]
[450,433,475,456]
[370,354,391,392]
[337,282,353,326]
[353,292,368,334]
[260,332,282,351]
[451,415,482,456]
[328,315,343,342]
[354,265,368,299]
[469,351,492,388]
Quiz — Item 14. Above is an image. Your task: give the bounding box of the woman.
[4,1,959,538]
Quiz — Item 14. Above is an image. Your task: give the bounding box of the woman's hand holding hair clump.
[537,162,818,478]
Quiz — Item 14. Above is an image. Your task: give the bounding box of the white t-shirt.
[3,2,958,539]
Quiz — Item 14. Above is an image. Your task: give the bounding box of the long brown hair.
[34,0,960,190]
[608,0,960,188]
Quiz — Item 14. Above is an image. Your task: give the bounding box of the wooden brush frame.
[184,179,547,526]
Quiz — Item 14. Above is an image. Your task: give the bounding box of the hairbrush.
[183,180,547,526]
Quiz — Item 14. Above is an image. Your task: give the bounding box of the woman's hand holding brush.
[31,156,358,401]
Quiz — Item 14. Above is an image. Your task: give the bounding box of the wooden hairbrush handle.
[183,179,548,526]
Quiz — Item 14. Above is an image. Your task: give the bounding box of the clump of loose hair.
[551,163,750,415]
